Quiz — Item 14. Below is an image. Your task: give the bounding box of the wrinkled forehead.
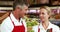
[16,5,28,9]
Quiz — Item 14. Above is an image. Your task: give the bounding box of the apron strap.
[21,21,23,25]
[38,24,40,32]
[47,28,52,32]
[38,23,52,32]
[9,16,24,26]
[10,16,15,26]
[50,28,52,32]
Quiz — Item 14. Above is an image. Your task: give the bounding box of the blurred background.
[0,0,60,31]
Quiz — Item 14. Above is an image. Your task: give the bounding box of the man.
[0,0,29,32]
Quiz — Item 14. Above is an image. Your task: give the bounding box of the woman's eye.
[39,12,45,15]
[42,13,45,14]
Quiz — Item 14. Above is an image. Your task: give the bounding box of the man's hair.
[13,0,29,10]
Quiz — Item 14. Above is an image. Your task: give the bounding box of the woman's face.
[39,8,49,22]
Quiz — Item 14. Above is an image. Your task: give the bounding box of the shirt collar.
[39,22,52,30]
[10,13,24,22]
[10,13,19,22]
[47,22,53,29]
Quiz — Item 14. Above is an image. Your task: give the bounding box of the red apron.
[38,25,40,32]
[10,17,25,32]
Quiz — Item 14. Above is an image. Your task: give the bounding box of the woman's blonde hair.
[40,6,51,15]
[40,6,51,19]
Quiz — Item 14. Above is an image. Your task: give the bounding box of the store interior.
[0,0,60,31]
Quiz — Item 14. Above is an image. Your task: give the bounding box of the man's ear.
[16,7,22,11]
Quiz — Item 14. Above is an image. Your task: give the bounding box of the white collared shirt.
[0,13,27,32]
[32,22,60,32]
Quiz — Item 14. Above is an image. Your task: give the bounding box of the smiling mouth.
[40,17,44,19]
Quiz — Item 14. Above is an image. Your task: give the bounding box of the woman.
[32,6,60,32]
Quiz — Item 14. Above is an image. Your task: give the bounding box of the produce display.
[24,16,39,32]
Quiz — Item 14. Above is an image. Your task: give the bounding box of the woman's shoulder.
[51,23,60,29]
[33,25,38,27]
[32,25,38,31]
[32,25,38,29]
[51,23,60,31]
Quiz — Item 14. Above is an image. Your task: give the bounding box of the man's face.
[19,6,28,18]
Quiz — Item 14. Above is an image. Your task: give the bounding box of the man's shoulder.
[0,17,14,32]
[1,17,11,25]
[3,17,10,21]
